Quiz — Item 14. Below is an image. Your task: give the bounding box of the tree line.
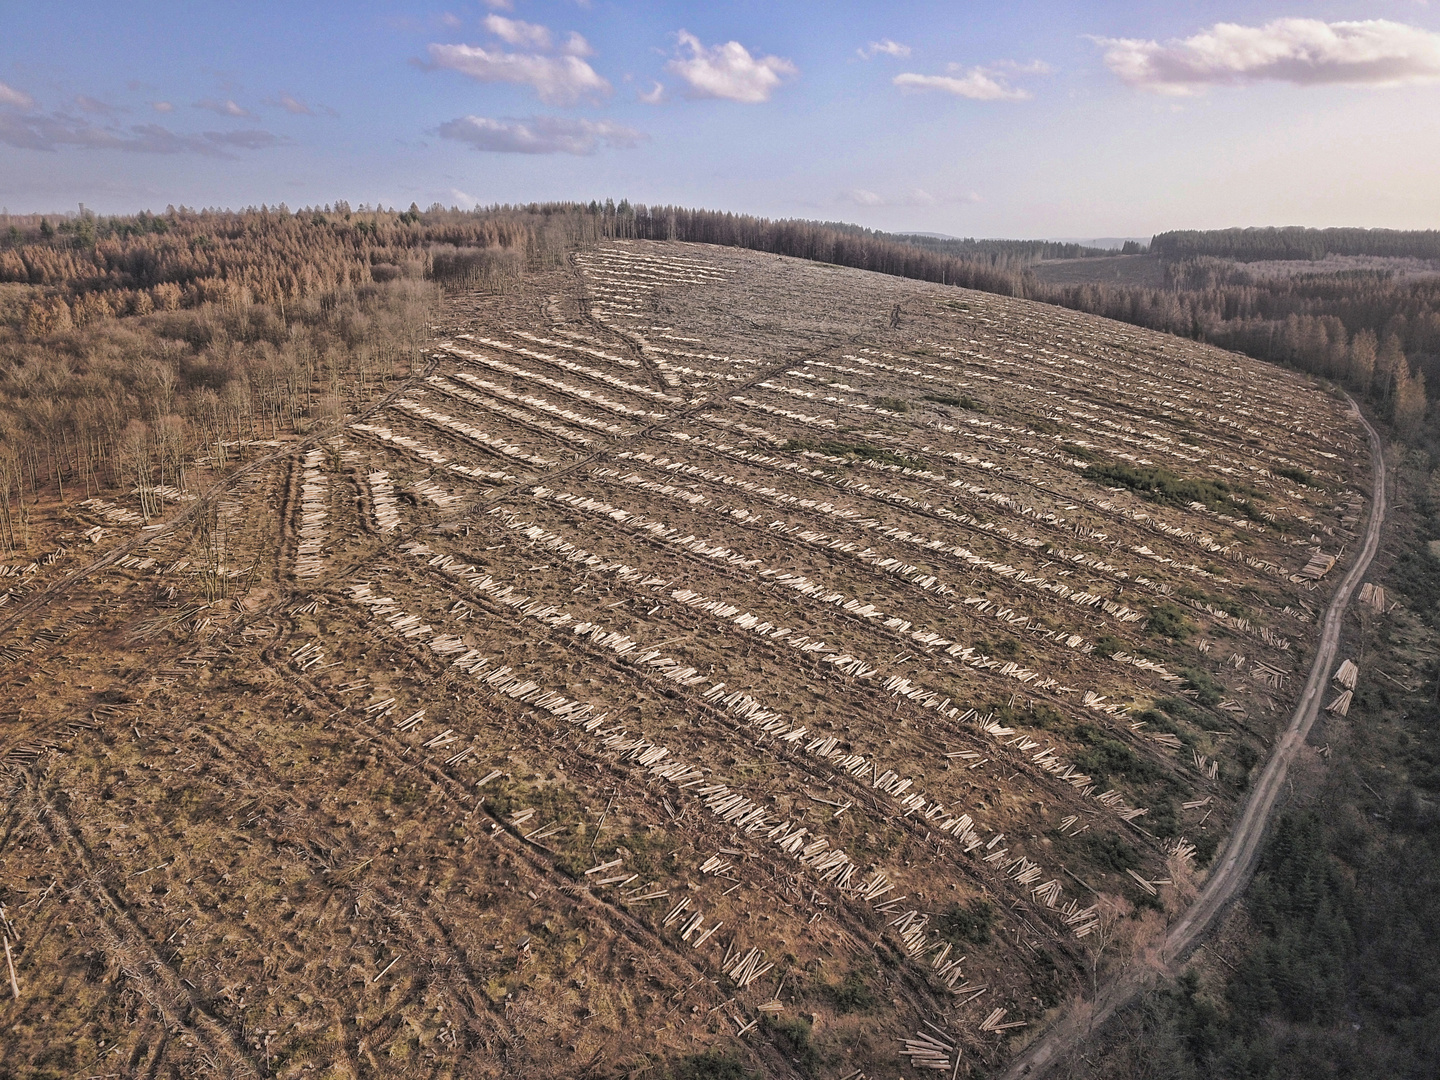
[595,203,1437,440]
[0,202,601,552]
[6,200,1435,552]
[1152,226,1440,263]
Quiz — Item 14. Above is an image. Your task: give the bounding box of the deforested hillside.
[0,240,1371,1079]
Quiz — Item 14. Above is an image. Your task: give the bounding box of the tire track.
[17,768,261,1078]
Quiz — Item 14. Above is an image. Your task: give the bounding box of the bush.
[1083,462,1264,521]
[1180,668,1223,707]
[782,439,924,470]
[1094,634,1130,656]
[825,970,877,1014]
[1083,830,1141,873]
[936,899,994,945]
[1147,796,1179,839]
[1156,696,1228,732]
[1148,603,1194,641]
[923,393,986,411]
[975,637,1022,659]
[1176,585,1248,619]
[762,1015,820,1074]
[873,396,910,413]
[1073,724,1157,783]
[670,1052,756,1080]
[1136,707,1178,734]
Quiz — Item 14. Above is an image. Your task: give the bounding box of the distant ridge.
[1044,237,1151,250]
[900,232,1150,251]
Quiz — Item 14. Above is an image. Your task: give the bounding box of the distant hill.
[1050,236,1151,251]
[1153,226,1440,262]
[896,232,1149,255]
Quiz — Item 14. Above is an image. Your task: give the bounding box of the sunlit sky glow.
[4,1,1439,237]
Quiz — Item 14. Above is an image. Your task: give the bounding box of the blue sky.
[3,2,1439,237]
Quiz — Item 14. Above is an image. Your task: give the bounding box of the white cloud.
[0,81,34,108]
[666,30,797,103]
[447,188,478,209]
[481,0,513,8]
[438,114,642,154]
[894,62,1041,100]
[426,43,611,105]
[859,39,911,60]
[151,101,174,113]
[841,188,981,208]
[272,93,312,115]
[194,98,253,117]
[1095,18,1440,95]
[0,114,279,155]
[561,31,594,57]
[484,15,551,50]
[996,59,1053,76]
[638,80,666,105]
[439,13,462,29]
[75,95,119,116]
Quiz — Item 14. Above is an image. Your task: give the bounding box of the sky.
[3,2,1440,238]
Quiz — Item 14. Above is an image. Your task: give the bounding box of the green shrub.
[1148,603,1194,641]
[975,636,1022,659]
[1073,724,1157,783]
[1082,830,1141,873]
[1180,668,1223,707]
[923,393,986,411]
[1083,461,1264,521]
[936,899,994,945]
[782,439,924,470]
[670,1052,757,1080]
[762,1015,820,1074]
[1176,585,1248,619]
[1094,634,1130,656]
[825,970,877,1014]
[1156,696,1228,732]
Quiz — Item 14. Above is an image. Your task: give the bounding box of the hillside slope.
[0,242,1370,1079]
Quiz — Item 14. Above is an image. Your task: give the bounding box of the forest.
[1151,226,1440,262]
[4,200,1438,550]
[0,202,599,550]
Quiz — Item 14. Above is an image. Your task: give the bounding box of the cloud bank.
[0,81,35,108]
[0,113,280,155]
[426,40,609,105]
[1096,18,1440,94]
[272,93,312,115]
[666,31,796,103]
[439,114,641,155]
[842,188,982,208]
[194,98,253,117]
[893,62,1045,101]
[859,39,911,60]
[483,15,552,51]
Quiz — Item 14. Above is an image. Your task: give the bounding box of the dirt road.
[1003,397,1388,1078]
